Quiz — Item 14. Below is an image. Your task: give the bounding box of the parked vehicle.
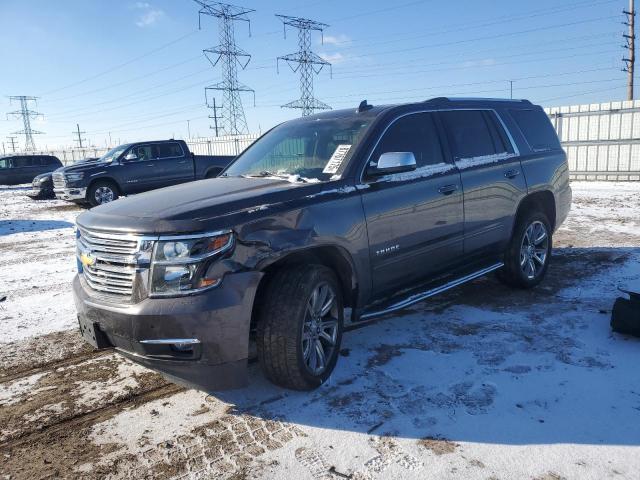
[53,140,234,206]
[26,158,99,200]
[0,154,62,185]
[73,98,571,392]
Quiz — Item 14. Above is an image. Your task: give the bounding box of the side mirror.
[370,152,417,175]
[123,152,138,162]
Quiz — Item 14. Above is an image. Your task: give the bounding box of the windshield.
[224,117,373,182]
[99,145,128,163]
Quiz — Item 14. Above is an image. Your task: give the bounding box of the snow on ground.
[1,181,640,480]
[0,185,82,343]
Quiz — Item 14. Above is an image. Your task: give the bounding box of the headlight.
[65,172,84,182]
[150,231,233,296]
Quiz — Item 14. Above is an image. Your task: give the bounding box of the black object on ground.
[611,282,640,337]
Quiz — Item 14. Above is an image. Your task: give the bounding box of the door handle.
[146,163,155,167]
[177,160,187,164]
[504,169,520,179]
[438,184,458,195]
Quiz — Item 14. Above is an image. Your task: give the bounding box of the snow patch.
[378,162,455,182]
[455,152,517,170]
[305,186,357,199]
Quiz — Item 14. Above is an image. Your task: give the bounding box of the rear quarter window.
[509,109,561,152]
[157,143,184,158]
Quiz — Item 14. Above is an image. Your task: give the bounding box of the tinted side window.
[12,157,33,167]
[132,145,157,161]
[157,142,184,159]
[440,110,496,159]
[484,111,514,155]
[44,156,59,165]
[0,159,9,169]
[373,112,444,168]
[509,109,561,152]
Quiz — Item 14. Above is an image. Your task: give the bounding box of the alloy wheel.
[520,220,549,280]
[301,282,339,375]
[94,186,114,204]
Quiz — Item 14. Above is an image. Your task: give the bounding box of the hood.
[77,176,322,234]
[55,159,110,174]
[33,172,53,181]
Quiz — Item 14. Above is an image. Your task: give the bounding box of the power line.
[6,96,44,151]
[196,1,255,136]
[39,30,199,97]
[276,14,331,116]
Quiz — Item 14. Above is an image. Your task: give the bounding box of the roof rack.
[425,97,532,104]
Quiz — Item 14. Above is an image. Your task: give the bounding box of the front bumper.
[55,186,86,201]
[72,271,262,391]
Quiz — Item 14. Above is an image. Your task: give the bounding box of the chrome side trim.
[360,262,504,320]
[139,338,201,345]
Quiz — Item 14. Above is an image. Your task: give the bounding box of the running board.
[359,262,504,321]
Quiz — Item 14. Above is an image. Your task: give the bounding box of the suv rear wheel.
[88,180,119,207]
[498,210,552,289]
[257,264,344,390]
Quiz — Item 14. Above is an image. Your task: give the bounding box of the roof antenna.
[357,100,373,113]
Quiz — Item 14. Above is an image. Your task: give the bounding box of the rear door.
[439,109,527,258]
[120,144,159,193]
[154,142,193,187]
[361,111,464,295]
[12,156,41,183]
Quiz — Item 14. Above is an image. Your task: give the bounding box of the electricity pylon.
[276,14,332,116]
[7,96,43,151]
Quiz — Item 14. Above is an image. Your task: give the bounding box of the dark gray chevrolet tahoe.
[74,97,571,391]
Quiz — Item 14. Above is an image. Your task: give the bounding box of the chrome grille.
[52,172,66,190]
[77,228,141,299]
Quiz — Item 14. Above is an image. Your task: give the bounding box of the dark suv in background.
[74,97,571,392]
[0,154,62,185]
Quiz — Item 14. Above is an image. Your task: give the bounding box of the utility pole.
[209,97,223,137]
[195,1,255,136]
[6,96,43,151]
[73,123,86,149]
[6,136,18,153]
[624,0,636,100]
[509,80,514,99]
[276,15,332,116]
[187,119,191,139]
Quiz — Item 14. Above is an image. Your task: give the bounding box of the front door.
[439,109,528,257]
[360,112,464,296]
[120,144,159,193]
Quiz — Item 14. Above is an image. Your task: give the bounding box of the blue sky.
[0,0,627,150]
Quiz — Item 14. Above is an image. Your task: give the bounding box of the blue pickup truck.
[53,139,234,206]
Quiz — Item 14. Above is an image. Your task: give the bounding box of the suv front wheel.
[257,264,344,390]
[498,210,552,289]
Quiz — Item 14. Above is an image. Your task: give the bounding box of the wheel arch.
[250,245,358,331]
[513,190,556,234]
[87,177,121,196]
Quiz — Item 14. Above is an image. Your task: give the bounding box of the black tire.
[205,168,222,179]
[87,180,119,207]
[497,210,552,289]
[256,264,344,390]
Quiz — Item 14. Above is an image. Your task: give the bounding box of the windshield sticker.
[323,144,352,174]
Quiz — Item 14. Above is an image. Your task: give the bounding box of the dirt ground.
[1,182,640,480]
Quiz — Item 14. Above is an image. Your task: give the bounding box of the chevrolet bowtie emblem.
[80,251,96,267]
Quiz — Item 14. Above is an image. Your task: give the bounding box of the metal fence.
[546,101,640,181]
[9,102,640,180]
[14,134,261,166]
